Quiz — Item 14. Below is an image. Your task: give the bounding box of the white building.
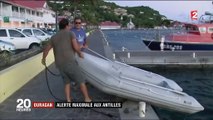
[127,18,135,29]
[114,8,127,16]
[0,0,55,28]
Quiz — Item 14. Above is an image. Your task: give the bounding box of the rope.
[86,48,112,62]
[44,65,66,102]
[44,63,118,119]
[45,65,61,76]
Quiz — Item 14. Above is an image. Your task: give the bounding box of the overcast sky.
[107,1,213,22]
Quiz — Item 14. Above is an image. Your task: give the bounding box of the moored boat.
[143,39,213,51]
[142,12,213,51]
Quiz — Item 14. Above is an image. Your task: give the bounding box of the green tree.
[47,0,168,28]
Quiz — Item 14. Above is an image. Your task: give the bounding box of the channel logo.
[16,99,31,112]
[16,99,54,112]
[191,10,198,20]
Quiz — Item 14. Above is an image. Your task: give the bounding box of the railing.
[113,51,213,66]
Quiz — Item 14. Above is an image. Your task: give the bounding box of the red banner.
[32,102,54,108]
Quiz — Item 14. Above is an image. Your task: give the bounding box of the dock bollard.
[160,36,165,51]
[193,52,196,58]
[127,52,130,58]
[122,46,125,51]
[113,53,116,59]
[139,101,146,118]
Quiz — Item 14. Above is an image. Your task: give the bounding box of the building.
[114,8,127,16]
[99,21,121,30]
[0,0,55,28]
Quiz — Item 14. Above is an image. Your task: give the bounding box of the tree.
[47,0,168,28]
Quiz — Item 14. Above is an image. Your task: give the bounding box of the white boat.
[76,52,204,114]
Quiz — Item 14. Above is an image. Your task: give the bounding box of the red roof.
[100,21,120,26]
[8,0,46,9]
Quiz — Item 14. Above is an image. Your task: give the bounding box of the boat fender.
[211,33,213,40]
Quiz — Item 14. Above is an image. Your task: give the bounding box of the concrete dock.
[113,50,213,68]
[0,30,159,120]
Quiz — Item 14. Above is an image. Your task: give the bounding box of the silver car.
[17,27,51,41]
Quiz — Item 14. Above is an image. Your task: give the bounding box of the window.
[27,9,31,15]
[208,27,213,33]
[33,29,45,36]
[0,30,7,37]
[20,8,25,13]
[199,27,207,33]
[23,29,32,36]
[51,13,55,18]
[8,30,25,37]
[12,6,18,12]
[32,11,35,15]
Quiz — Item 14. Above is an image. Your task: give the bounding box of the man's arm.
[72,38,84,58]
[42,43,52,65]
[83,38,88,48]
[83,31,88,48]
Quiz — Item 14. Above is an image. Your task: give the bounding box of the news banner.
[16,99,122,112]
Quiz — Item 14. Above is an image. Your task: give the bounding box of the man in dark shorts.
[42,18,91,102]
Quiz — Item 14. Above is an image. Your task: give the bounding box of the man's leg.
[65,83,71,102]
[80,83,91,102]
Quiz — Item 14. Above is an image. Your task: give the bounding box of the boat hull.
[143,39,213,51]
[76,52,204,114]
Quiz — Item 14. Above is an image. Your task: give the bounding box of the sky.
[107,1,213,22]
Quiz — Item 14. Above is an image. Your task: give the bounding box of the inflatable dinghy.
[76,52,204,114]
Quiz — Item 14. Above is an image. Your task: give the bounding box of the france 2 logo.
[16,99,31,112]
[191,10,198,20]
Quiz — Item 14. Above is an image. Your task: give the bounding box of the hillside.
[47,0,171,28]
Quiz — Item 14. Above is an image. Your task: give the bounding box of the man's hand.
[79,52,84,59]
[41,58,46,66]
[83,44,88,48]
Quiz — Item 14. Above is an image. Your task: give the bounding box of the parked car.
[17,27,51,41]
[0,28,41,50]
[0,40,16,64]
[40,28,56,36]
[0,40,16,54]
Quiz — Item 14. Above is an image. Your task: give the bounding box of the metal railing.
[112,51,213,65]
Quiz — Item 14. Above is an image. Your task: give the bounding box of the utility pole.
[49,1,64,31]
[55,10,58,31]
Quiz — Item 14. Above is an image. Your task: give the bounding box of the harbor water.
[102,29,213,120]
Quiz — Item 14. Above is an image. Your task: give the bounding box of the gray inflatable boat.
[76,52,204,114]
